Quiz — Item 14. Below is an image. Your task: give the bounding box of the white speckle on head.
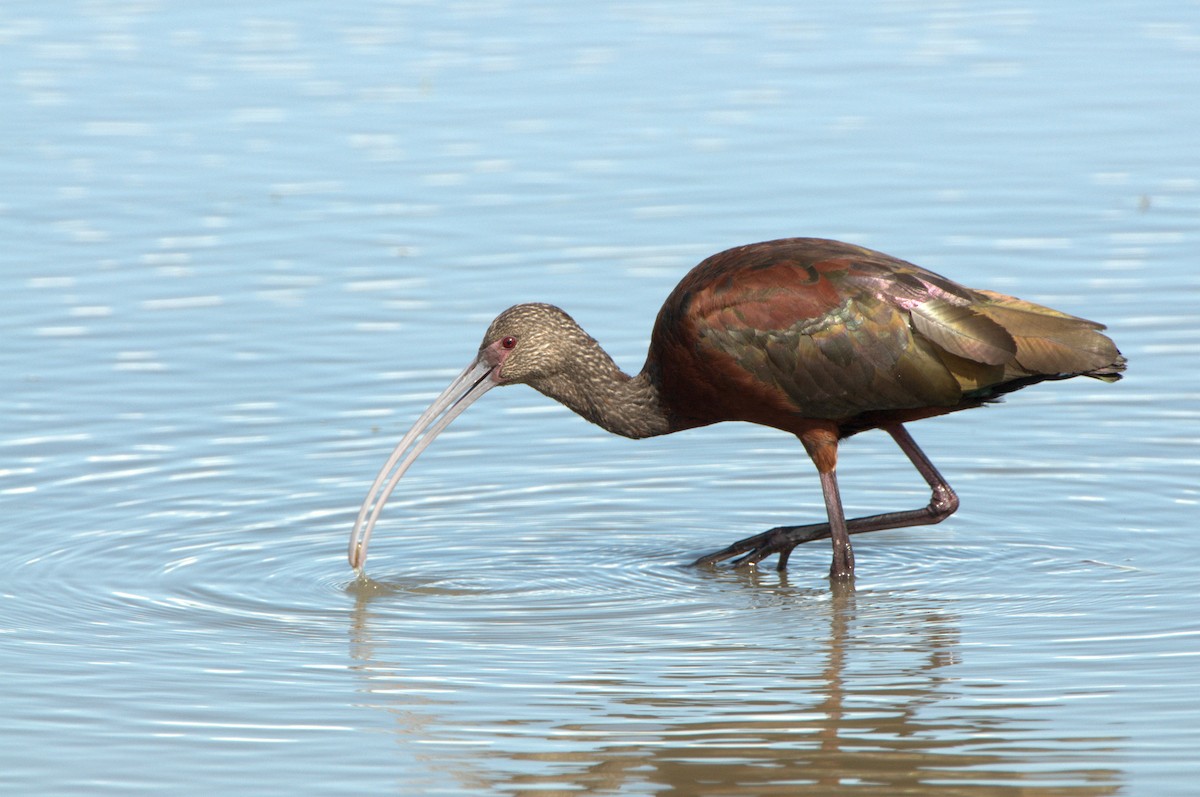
[477,303,670,438]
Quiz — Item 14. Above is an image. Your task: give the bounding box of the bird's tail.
[973,289,1127,382]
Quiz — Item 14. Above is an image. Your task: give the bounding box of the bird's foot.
[692,523,832,571]
[828,547,855,580]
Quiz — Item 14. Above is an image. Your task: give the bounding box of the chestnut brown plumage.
[350,238,1125,578]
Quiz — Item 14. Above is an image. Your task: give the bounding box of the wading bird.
[350,238,1124,578]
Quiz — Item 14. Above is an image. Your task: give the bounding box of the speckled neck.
[529,348,671,440]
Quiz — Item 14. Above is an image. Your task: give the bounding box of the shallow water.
[4,1,1199,795]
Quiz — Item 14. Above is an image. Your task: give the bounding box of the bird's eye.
[501,336,517,349]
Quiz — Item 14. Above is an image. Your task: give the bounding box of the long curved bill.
[349,356,499,570]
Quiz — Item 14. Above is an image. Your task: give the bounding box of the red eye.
[501,336,517,349]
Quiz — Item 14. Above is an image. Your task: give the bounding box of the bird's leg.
[817,467,854,578]
[798,426,854,579]
[693,425,959,571]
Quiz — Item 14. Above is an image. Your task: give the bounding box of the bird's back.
[646,238,1124,435]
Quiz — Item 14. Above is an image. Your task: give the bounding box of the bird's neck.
[532,350,672,440]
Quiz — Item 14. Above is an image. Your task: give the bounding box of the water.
[3,1,1199,794]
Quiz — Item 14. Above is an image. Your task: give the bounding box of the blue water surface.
[3,1,1199,795]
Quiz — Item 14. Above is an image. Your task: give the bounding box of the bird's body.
[648,238,1122,435]
[350,238,1124,578]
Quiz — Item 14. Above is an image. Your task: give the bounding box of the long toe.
[695,524,833,569]
[692,528,779,567]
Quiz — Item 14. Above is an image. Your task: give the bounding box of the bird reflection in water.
[345,574,1125,795]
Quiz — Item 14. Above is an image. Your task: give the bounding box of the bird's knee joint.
[926,485,959,522]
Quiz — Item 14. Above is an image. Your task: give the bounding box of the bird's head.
[479,302,590,387]
[348,303,589,570]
